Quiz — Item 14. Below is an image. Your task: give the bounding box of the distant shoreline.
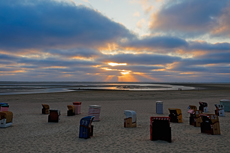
[0,82,230,95]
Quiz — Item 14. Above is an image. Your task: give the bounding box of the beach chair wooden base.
[124,118,136,128]
[0,119,12,128]
[67,110,75,116]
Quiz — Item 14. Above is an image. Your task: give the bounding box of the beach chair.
[42,104,49,114]
[220,99,230,112]
[73,102,81,115]
[168,108,183,123]
[79,116,94,139]
[200,114,220,135]
[199,102,208,112]
[88,105,101,121]
[188,109,202,127]
[0,103,9,112]
[150,117,171,142]
[156,101,163,114]
[67,105,75,116]
[0,111,13,128]
[215,104,225,117]
[124,110,137,128]
[48,109,61,122]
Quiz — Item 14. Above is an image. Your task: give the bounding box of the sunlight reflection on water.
[0,82,195,95]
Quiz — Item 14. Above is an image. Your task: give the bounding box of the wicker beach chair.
[42,104,49,114]
[0,111,13,128]
[79,116,94,139]
[67,105,75,116]
[150,117,171,142]
[188,109,202,127]
[48,109,61,122]
[168,108,183,123]
[200,114,220,135]
[124,110,137,128]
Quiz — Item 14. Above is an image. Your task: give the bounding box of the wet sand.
[1,83,230,152]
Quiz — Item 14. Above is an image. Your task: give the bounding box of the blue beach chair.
[79,116,94,139]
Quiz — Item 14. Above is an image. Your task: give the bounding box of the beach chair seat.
[199,102,208,112]
[48,109,61,122]
[67,105,75,116]
[42,104,49,114]
[214,104,225,117]
[150,117,171,142]
[124,110,137,128]
[0,111,13,128]
[200,114,220,135]
[168,108,182,123]
[79,116,94,139]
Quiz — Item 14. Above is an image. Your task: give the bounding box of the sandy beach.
[1,84,230,153]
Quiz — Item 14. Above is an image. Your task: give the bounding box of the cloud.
[133,11,140,17]
[149,0,229,37]
[102,53,181,65]
[136,19,146,28]
[211,5,230,37]
[121,35,188,50]
[188,41,230,51]
[0,0,134,51]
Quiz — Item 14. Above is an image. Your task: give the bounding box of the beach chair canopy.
[73,102,81,105]
[89,105,101,109]
[200,114,219,124]
[80,116,94,127]
[124,110,136,122]
[42,104,49,109]
[156,101,163,104]
[199,102,208,107]
[220,99,230,102]
[189,105,197,111]
[151,117,170,122]
[168,108,181,115]
[215,104,224,109]
[67,105,75,111]
[0,103,8,106]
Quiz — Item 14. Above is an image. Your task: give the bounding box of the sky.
[0,0,230,82]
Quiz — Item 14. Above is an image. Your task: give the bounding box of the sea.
[0,81,196,95]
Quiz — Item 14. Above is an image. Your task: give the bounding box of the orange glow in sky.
[104,75,115,81]
[118,74,138,82]
[133,72,160,81]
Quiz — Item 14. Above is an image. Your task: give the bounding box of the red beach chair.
[150,117,171,142]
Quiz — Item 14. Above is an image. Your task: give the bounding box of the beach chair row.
[1,99,229,142]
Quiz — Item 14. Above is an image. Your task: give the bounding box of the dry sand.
[1,84,230,153]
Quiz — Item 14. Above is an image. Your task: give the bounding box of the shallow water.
[0,82,195,95]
